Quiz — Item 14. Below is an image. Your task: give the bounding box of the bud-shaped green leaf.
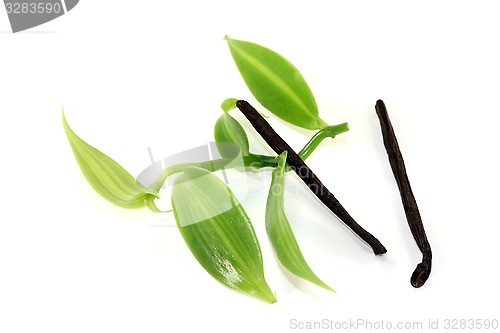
[221,98,238,113]
[172,167,276,303]
[214,112,250,157]
[222,97,269,119]
[265,151,334,292]
[225,36,327,130]
[62,111,159,209]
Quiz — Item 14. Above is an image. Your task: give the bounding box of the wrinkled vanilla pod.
[236,100,387,255]
[375,99,432,287]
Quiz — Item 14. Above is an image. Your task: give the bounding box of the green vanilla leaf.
[222,97,268,118]
[225,36,327,130]
[265,151,334,292]
[214,112,250,157]
[221,98,238,113]
[172,167,276,303]
[62,110,159,209]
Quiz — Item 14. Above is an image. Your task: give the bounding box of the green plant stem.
[147,126,347,213]
[298,123,349,161]
[151,125,346,189]
[147,155,276,193]
[157,155,277,181]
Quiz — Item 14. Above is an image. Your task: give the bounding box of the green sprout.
[63,36,385,303]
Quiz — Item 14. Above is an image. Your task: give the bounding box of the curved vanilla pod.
[375,99,432,288]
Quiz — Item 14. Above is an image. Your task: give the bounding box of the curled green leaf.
[172,167,276,303]
[63,110,159,209]
[222,97,268,118]
[265,151,334,292]
[225,36,327,130]
[221,98,238,113]
[214,112,250,157]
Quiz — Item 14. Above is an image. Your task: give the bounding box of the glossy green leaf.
[63,110,159,209]
[172,167,276,303]
[225,36,327,130]
[265,151,334,292]
[214,112,250,157]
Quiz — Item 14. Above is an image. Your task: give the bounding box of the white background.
[1,1,499,332]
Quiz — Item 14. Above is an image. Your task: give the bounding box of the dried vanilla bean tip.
[236,100,387,255]
[375,99,432,288]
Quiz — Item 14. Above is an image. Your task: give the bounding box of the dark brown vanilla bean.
[375,100,432,287]
[236,100,387,255]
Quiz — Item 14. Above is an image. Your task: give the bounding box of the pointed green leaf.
[225,36,326,130]
[266,151,334,292]
[214,112,250,157]
[172,167,276,303]
[63,110,159,209]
